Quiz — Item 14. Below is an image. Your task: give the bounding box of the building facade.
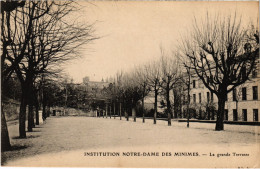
[184,67,259,122]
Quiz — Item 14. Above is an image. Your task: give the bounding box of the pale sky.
[64,1,258,83]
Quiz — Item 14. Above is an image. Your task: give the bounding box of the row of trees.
[1,0,96,151]
[102,49,182,126]
[104,14,259,131]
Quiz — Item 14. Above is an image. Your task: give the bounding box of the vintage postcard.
[1,0,259,168]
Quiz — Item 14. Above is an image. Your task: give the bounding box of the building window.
[242,109,247,121]
[207,92,210,103]
[193,80,196,88]
[242,87,247,100]
[233,88,237,101]
[253,109,259,122]
[199,93,201,103]
[241,66,247,81]
[193,94,196,103]
[224,109,228,121]
[253,86,258,100]
[233,109,238,121]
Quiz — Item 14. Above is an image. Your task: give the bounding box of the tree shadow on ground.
[1,145,29,165]
[10,145,28,151]
[34,126,43,128]
[27,130,41,133]
[12,135,40,139]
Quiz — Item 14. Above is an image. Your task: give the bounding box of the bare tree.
[120,74,131,121]
[1,0,25,151]
[159,49,182,126]
[182,66,192,127]
[146,60,162,124]
[103,82,113,119]
[180,13,259,130]
[177,54,193,127]
[2,0,57,137]
[134,66,150,123]
[115,71,124,120]
[119,71,143,122]
[3,1,97,137]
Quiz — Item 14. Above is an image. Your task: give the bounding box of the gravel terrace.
[2,116,260,168]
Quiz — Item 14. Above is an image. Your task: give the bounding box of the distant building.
[82,76,110,91]
[144,93,168,113]
[66,77,110,110]
[83,76,90,84]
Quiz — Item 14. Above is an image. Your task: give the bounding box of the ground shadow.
[27,130,41,133]
[10,145,28,151]
[12,135,40,139]
[33,126,43,128]
[1,145,29,165]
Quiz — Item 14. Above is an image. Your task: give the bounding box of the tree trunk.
[235,100,238,121]
[187,107,190,128]
[207,107,210,120]
[1,106,11,151]
[46,106,49,117]
[186,67,191,128]
[173,90,178,118]
[32,105,35,128]
[42,90,46,120]
[47,105,50,117]
[105,103,108,118]
[1,12,11,149]
[167,100,171,126]
[119,102,122,120]
[215,94,226,131]
[19,91,27,138]
[28,103,33,132]
[199,108,202,119]
[154,90,158,124]
[35,102,39,125]
[42,98,46,120]
[126,107,129,121]
[114,102,116,119]
[142,97,145,123]
[132,107,136,122]
[109,104,111,119]
[166,84,171,126]
[124,103,128,121]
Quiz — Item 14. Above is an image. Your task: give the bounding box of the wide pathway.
[2,116,260,168]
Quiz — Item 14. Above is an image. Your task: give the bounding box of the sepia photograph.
[1,0,259,168]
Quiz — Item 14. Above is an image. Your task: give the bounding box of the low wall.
[50,107,96,117]
[178,119,260,126]
[2,100,20,121]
